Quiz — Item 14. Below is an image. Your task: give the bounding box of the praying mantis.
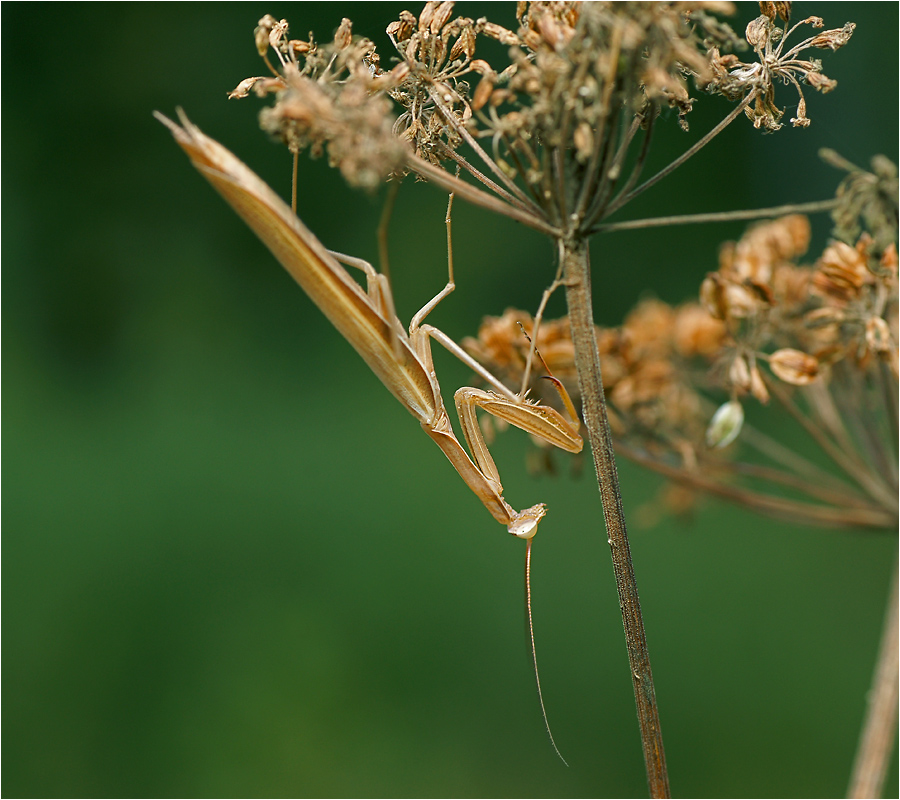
[156,109,583,761]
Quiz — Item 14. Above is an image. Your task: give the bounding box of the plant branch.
[562,240,670,798]
[615,442,896,530]
[603,91,757,218]
[592,199,838,234]
[427,87,538,211]
[440,146,537,216]
[408,153,560,238]
[847,559,899,798]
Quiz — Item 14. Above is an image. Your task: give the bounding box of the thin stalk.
[716,459,876,511]
[766,377,897,511]
[586,113,654,230]
[427,87,538,211]
[847,559,899,798]
[739,419,866,499]
[408,153,560,238]
[562,240,670,798]
[614,442,896,530]
[592,199,838,234]
[440,146,537,216]
[582,115,643,231]
[603,91,757,218]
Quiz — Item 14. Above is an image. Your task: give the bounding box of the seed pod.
[472,72,496,111]
[574,122,593,162]
[480,20,521,46]
[810,22,856,50]
[449,26,476,60]
[728,354,752,393]
[387,11,416,42]
[745,16,769,47]
[430,1,455,34]
[333,18,352,51]
[706,400,744,449]
[418,2,439,32]
[255,15,277,56]
[866,316,893,353]
[749,364,770,404]
[769,348,820,385]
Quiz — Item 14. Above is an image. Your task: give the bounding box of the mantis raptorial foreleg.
[156,109,583,540]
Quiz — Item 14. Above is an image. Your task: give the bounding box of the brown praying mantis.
[156,109,583,762]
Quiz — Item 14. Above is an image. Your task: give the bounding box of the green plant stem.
[562,239,670,798]
[847,558,899,799]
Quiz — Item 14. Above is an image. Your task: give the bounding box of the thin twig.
[440,146,537,216]
[614,443,897,530]
[766,376,897,511]
[847,560,899,798]
[562,241,670,798]
[407,153,560,238]
[603,91,757,218]
[592,199,839,234]
[427,86,538,211]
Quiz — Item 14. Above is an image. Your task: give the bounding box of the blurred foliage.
[3,2,897,797]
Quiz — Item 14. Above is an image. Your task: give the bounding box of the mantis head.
[508,503,547,539]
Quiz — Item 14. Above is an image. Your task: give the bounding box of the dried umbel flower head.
[465,208,898,530]
[229,15,409,188]
[224,3,854,250]
[707,4,854,130]
[822,149,899,257]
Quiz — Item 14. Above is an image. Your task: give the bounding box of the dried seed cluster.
[707,4,854,130]
[464,156,898,529]
[229,2,852,233]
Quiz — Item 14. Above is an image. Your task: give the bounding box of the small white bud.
[706,400,744,449]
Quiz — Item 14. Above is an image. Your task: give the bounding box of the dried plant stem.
[613,442,896,530]
[593,199,838,234]
[562,239,670,798]
[603,91,757,218]
[847,559,899,799]
[409,153,560,237]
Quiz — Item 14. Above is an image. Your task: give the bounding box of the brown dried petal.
[449,26,476,60]
[472,73,495,111]
[866,316,893,353]
[480,20,521,46]
[430,1,455,34]
[746,15,769,47]
[769,348,820,384]
[333,18,352,51]
[809,22,855,50]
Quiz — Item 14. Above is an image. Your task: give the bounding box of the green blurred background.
[3,2,897,797]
